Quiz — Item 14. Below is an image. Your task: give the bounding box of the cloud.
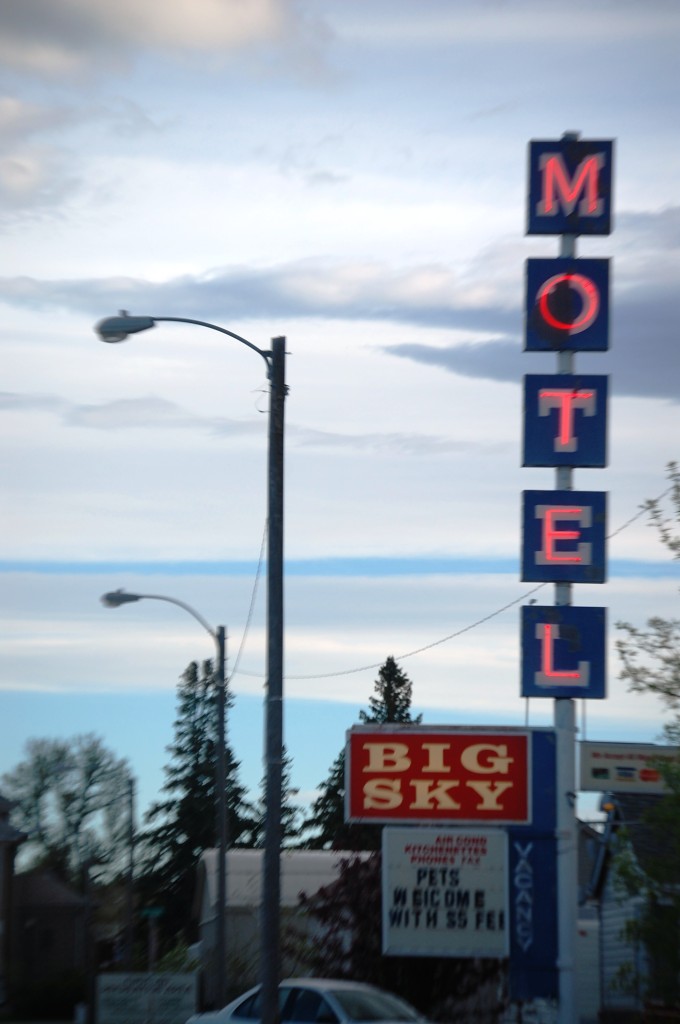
[0,96,159,218]
[2,389,500,457]
[0,0,309,77]
[0,205,676,400]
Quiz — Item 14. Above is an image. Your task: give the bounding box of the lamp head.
[95,312,156,343]
[101,589,142,608]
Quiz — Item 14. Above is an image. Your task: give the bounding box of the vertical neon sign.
[521,136,614,694]
[515,134,614,1017]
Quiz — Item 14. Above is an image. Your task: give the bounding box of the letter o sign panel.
[525,258,609,351]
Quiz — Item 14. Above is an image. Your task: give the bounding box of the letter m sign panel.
[527,139,614,235]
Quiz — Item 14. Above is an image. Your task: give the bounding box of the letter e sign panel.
[521,489,607,583]
[345,727,530,825]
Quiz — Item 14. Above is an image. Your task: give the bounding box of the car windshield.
[329,989,421,1022]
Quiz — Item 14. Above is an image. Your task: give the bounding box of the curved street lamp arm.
[127,592,217,642]
[152,317,272,373]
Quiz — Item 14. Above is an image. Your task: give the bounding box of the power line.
[232,485,673,683]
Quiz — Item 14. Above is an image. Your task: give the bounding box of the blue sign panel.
[508,730,557,1001]
[525,258,609,352]
[523,374,608,468]
[521,605,606,699]
[527,139,614,235]
[521,489,607,583]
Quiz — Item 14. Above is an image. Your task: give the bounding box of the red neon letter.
[535,623,589,688]
[534,505,593,566]
[536,153,605,218]
[537,273,599,334]
[538,389,596,453]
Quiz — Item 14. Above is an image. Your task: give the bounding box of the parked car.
[186,978,429,1024]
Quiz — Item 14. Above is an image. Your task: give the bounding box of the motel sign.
[521,134,613,703]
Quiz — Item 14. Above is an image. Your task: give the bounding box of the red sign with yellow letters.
[346,726,530,825]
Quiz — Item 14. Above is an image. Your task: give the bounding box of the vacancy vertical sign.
[522,135,614,1019]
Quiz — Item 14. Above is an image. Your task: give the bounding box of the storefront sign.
[580,741,679,793]
[382,827,509,957]
[97,974,196,1024]
[346,727,530,824]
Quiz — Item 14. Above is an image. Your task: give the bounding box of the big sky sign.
[346,727,531,825]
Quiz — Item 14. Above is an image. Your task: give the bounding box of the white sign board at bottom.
[96,973,197,1024]
[382,827,508,958]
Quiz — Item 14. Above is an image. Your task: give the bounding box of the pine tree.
[138,660,256,945]
[359,655,423,725]
[250,747,303,848]
[300,657,420,850]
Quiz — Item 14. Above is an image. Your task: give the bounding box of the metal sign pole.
[555,146,578,1024]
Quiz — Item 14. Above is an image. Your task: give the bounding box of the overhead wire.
[230,484,673,683]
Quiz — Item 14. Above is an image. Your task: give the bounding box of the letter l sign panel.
[521,605,606,699]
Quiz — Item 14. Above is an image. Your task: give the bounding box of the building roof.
[195,848,371,922]
[13,869,88,909]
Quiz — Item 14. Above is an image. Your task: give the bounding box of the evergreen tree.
[359,656,423,725]
[250,747,303,848]
[300,657,420,850]
[138,659,256,946]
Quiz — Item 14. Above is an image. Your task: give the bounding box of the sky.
[1,0,679,832]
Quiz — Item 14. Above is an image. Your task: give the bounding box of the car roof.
[279,979,380,992]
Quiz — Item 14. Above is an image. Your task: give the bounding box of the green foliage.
[645,460,680,560]
[616,617,680,728]
[613,463,680,1007]
[154,940,200,973]
[616,463,680,739]
[1,733,131,885]
[300,657,421,850]
[137,659,257,947]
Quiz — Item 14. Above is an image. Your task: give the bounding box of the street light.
[95,314,286,1024]
[101,589,228,1006]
